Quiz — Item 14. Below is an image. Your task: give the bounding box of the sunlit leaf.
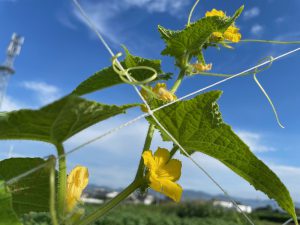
[0,180,22,225]
[158,6,243,62]
[0,158,52,216]
[147,90,297,222]
[0,95,138,144]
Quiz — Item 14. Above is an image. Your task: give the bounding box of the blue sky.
[1,0,300,203]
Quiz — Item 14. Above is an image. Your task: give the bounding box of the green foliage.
[0,158,52,216]
[147,90,297,222]
[0,2,297,225]
[0,95,138,144]
[20,203,284,225]
[0,181,22,225]
[73,47,169,96]
[158,6,244,67]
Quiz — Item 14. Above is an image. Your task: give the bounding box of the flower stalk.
[75,179,143,225]
[135,124,155,180]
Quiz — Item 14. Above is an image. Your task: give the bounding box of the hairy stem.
[75,179,143,225]
[56,143,67,219]
[49,156,59,225]
[135,124,155,180]
[170,69,186,94]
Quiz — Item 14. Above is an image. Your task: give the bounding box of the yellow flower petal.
[149,176,183,202]
[66,166,89,212]
[143,147,183,202]
[159,159,182,182]
[224,26,241,43]
[205,9,226,18]
[192,63,212,72]
[154,147,170,168]
[142,150,156,169]
[153,83,176,102]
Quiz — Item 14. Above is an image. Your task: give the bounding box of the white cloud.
[1,95,24,111]
[70,0,189,44]
[250,24,264,36]
[235,130,275,153]
[243,7,260,20]
[123,0,187,13]
[20,81,61,105]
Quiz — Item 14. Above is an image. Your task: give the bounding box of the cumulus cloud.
[250,24,264,36]
[20,81,61,105]
[243,7,260,20]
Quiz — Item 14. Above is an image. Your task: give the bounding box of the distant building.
[106,191,119,199]
[213,200,252,213]
[81,197,104,205]
[82,186,157,205]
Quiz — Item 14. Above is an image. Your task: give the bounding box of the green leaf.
[0,95,138,144]
[158,6,243,59]
[0,180,22,225]
[147,90,298,223]
[73,47,169,96]
[0,158,52,216]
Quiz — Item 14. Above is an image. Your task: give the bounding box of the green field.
[21,202,291,225]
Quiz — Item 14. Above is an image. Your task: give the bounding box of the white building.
[81,197,104,205]
[213,200,252,213]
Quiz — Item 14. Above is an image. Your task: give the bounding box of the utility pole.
[0,33,24,110]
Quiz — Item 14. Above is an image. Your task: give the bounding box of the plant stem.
[134,124,155,180]
[170,69,186,94]
[169,145,179,158]
[75,179,143,225]
[49,156,59,225]
[187,0,200,26]
[56,143,67,219]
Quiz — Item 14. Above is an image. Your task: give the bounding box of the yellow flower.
[66,166,89,212]
[142,147,182,202]
[205,9,226,18]
[153,83,177,102]
[192,63,212,72]
[223,26,241,43]
[205,9,242,43]
[140,83,176,112]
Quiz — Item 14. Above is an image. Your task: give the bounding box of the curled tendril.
[111,52,158,85]
[253,56,285,128]
[193,56,284,128]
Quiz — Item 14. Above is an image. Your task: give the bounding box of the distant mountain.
[86,184,299,209]
[182,189,213,201]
